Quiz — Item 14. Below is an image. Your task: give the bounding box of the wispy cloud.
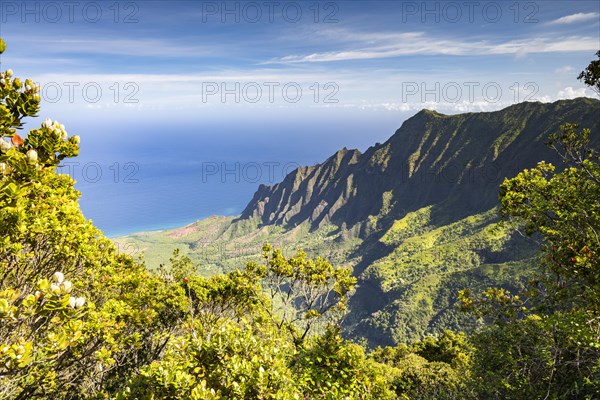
[12,37,224,58]
[266,32,598,64]
[548,12,600,25]
[554,66,574,74]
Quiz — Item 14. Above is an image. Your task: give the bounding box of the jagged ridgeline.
[117,98,600,346]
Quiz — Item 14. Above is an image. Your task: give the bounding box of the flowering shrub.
[0,37,190,399]
[0,271,87,398]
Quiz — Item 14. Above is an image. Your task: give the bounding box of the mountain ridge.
[117,97,600,346]
[238,98,600,232]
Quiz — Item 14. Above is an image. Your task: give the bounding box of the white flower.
[6,69,13,77]
[0,163,7,174]
[72,135,80,144]
[50,283,60,293]
[75,297,85,308]
[69,296,86,309]
[0,79,5,85]
[26,149,38,163]
[61,280,72,293]
[43,118,52,129]
[53,271,65,284]
[60,131,68,141]
[0,139,10,152]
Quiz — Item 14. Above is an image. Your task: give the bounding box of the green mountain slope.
[116,98,600,346]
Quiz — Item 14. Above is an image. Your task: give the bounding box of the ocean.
[63,114,406,238]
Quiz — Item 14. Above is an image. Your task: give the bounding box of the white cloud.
[554,66,574,74]
[548,12,600,25]
[556,86,595,99]
[344,100,515,114]
[266,33,599,64]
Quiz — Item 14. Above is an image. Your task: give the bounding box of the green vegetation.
[578,50,600,95]
[459,122,600,398]
[118,92,600,348]
[1,39,599,399]
[119,206,537,346]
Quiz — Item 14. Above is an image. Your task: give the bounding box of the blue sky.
[1,1,599,235]
[2,0,599,123]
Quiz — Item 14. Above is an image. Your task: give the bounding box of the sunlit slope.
[116,98,600,346]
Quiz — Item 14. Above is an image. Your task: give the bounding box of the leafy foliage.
[293,326,395,400]
[371,330,473,399]
[461,122,600,398]
[578,50,600,95]
[246,243,356,347]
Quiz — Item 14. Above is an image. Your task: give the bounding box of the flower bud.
[0,139,10,152]
[50,283,60,294]
[12,78,22,90]
[26,149,38,163]
[72,135,80,144]
[43,118,53,129]
[6,69,13,77]
[26,79,37,91]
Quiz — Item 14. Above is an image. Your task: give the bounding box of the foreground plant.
[459,122,600,398]
[0,37,189,399]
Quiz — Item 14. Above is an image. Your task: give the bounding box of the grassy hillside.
[116,205,536,346]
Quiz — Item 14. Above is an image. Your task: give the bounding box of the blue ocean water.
[74,156,301,237]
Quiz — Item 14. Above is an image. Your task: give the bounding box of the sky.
[0,0,599,235]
